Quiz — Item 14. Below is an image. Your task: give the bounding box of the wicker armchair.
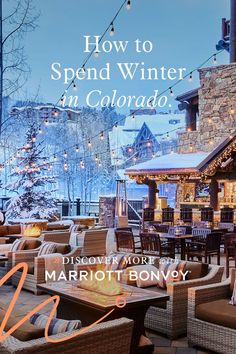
[144,263,224,338]
[0,318,133,354]
[0,239,42,281]
[188,270,236,354]
[11,244,82,295]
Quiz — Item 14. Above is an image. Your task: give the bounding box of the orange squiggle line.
[0,262,117,343]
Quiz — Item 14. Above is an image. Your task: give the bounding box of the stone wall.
[178,63,236,153]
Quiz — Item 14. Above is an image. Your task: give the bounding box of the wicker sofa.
[187,269,236,354]
[0,318,133,354]
[11,243,81,295]
[144,262,224,338]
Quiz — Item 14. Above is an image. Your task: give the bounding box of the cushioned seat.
[0,301,44,341]
[196,299,236,330]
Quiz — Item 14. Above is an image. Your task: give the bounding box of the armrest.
[167,265,224,300]
[13,250,39,265]
[65,246,82,258]
[188,280,230,318]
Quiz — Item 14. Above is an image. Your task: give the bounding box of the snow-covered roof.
[126,152,210,174]
[123,113,185,135]
[109,112,185,165]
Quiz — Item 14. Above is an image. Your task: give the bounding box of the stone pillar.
[209,178,219,211]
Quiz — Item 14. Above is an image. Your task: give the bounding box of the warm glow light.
[78,265,123,296]
[22,225,41,237]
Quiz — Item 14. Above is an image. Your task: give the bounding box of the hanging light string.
[2,43,229,169]
[55,0,129,103]
[9,120,235,173]
[23,47,226,163]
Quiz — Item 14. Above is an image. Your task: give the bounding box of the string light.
[188,72,193,82]
[126,0,131,10]
[100,131,104,140]
[38,127,42,134]
[44,118,49,126]
[32,135,36,142]
[94,51,99,58]
[209,139,214,145]
[208,117,213,123]
[63,150,68,158]
[128,147,133,153]
[115,122,118,128]
[213,54,217,64]
[75,145,79,152]
[132,114,135,120]
[230,107,235,115]
[72,82,77,91]
[88,140,92,148]
[53,154,57,161]
[110,22,115,36]
[80,159,85,169]
[95,154,99,161]
[169,88,174,96]
[98,160,102,167]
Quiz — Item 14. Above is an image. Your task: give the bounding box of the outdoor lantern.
[115,179,128,227]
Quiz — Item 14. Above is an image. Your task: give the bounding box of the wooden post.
[209,178,219,211]
[148,180,158,209]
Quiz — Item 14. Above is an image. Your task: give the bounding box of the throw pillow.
[10,239,26,252]
[124,264,160,288]
[30,312,82,335]
[106,252,131,271]
[38,242,57,256]
[157,260,187,289]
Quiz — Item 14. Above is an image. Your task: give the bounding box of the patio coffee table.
[38,281,169,354]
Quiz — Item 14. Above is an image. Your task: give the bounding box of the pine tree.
[5,124,58,220]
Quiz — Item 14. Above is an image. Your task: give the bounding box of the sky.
[5,0,230,114]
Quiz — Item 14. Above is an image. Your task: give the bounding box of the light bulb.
[169,88,174,96]
[44,119,49,126]
[213,54,217,65]
[38,128,42,134]
[132,114,135,120]
[63,150,67,158]
[188,72,193,82]
[100,131,104,140]
[88,140,92,148]
[75,145,79,152]
[73,82,77,91]
[53,154,57,161]
[126,0,131,10]
[94,51,99,58]
[110,22,115,36]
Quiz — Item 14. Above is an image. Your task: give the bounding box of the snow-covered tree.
[5,124,58,220]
